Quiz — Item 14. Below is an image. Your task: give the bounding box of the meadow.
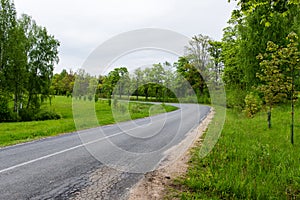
[169,104,300,199]
[0,96,177,147]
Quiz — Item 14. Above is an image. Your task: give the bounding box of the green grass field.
[169,104,300,199]
[0,96,178,147]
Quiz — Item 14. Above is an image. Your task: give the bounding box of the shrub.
[244,92,262,118]
[198,94,211,104]
[226,88,247,110]
[0,95,11,122]
[66,92,72,98]
[34,110,61,121]
[19,109,36,121]
[9,112,20,122]
[94,95,99,102]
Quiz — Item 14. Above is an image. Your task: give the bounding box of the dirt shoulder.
[128,110,214,200]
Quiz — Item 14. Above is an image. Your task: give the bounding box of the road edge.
[127,108,215,200]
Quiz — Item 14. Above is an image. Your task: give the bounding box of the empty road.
[0,103,210,199]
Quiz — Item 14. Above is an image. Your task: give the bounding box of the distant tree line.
[0,0,60,122]
[55,34,223,105]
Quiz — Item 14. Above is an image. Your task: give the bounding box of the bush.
[94,95,99,102]
[34,110,61,121]
[226,88,247,110]
[9,112,20,122]
[66,92,72,98]
[19,109,36,121]
[0,95,11,122]
[88,95,93,101]
[198,94,211,104]
[244,92,262,118]
[19,109,61,121]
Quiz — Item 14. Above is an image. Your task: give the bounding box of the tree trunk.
[291,69,295,145]
[14,93,18,114]
[267,107,272,129]
[145,86,148,101]
[26,93,32,109]
[136,82,139,101]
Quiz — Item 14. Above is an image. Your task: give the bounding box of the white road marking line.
[0,127,138,174]
[0,114,181,174]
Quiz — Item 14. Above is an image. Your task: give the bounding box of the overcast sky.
[14,0,237,74]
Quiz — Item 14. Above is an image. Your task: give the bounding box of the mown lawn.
[0,96,178,147]
[169,104,300,199]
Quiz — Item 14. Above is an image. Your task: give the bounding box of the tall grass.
[169,104,300,199]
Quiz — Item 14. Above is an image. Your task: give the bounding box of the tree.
[73,69,91,98]
[176,57,206,100]
[8,24,27,113]
[51,69,75,96]
[21,15,59,109]
[102,67,129,100]
[221,12,245,90]
[279,32,300,144]
[185,34,211,72]
[0,0,27,114]
[184,34,211,96]
[208,40,223,85]
[257,41,289,128]
[133,68,144,100]
[149,63,165,100]
[0,0,60,121]
[256,32,300,131]
[226,0,300,90]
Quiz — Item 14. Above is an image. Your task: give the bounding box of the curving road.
[0,103,210,199]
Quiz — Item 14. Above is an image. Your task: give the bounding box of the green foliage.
[34,110,61,121]
[244,92,262,118]
[94,94,98,102]
[17,108,60,122]
[257,41,290,105]
[256,32,300,127]
[225,88,247,110]
[208,40,223,85]
[0,0,60,120]
[18,109,36,121]
[223,0,300,91]
[0,93,10,121]
[50,69,75,96]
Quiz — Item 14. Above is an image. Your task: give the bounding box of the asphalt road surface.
[0,103,210,199]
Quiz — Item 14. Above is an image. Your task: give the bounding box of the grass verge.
[0,96,178,147]
[168,104,300,199]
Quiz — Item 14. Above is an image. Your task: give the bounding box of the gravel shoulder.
[127,110,214,200]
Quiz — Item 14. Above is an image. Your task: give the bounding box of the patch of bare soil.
[128,110,214,200]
